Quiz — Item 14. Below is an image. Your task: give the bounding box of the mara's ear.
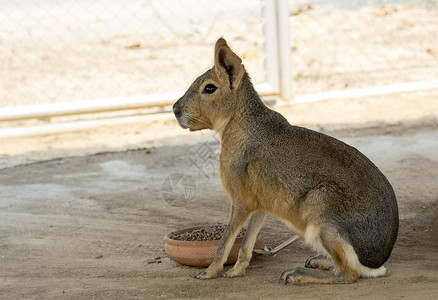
[214,38,245,90]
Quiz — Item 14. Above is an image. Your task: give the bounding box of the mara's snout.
[172,100,189,129]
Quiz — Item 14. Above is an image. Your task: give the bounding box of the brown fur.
[173,38,399,285]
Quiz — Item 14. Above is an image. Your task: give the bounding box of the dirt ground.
[0,91,438,299]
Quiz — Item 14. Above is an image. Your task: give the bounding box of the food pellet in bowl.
[171,225,246,241]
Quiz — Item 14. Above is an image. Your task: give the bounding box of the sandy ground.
[1,90,438,299]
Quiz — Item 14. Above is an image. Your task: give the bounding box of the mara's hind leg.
[279,267,351,285]
[281,247,390,285]
[305,254,334,271]
[280,230,359,285]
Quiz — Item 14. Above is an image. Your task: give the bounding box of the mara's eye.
[202,84,217,94]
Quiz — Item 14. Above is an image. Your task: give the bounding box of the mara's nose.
[173,102,182,118]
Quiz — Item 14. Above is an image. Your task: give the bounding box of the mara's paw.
[305,255,334,271]
[279,267,349,285]
[279,268,310,286]
[223,267,246,278]
[194,268,221,280]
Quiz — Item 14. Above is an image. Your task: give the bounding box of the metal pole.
[263,0,293,100]
[277,0,294,100]
[263,0,280,93]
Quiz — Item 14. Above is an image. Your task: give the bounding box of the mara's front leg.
[224,210,266,278]
[194,201,250,279]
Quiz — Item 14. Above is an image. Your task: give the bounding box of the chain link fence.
[289,0,438,94]
[1,0,437,108]
[1,0,265,107]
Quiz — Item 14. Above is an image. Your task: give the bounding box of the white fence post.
[277,0,293,100]
[263,0,293,100]
[263,0,280,94]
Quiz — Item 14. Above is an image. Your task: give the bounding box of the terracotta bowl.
[164,225,262,267]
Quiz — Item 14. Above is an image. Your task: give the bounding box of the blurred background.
[1,0,437,108]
